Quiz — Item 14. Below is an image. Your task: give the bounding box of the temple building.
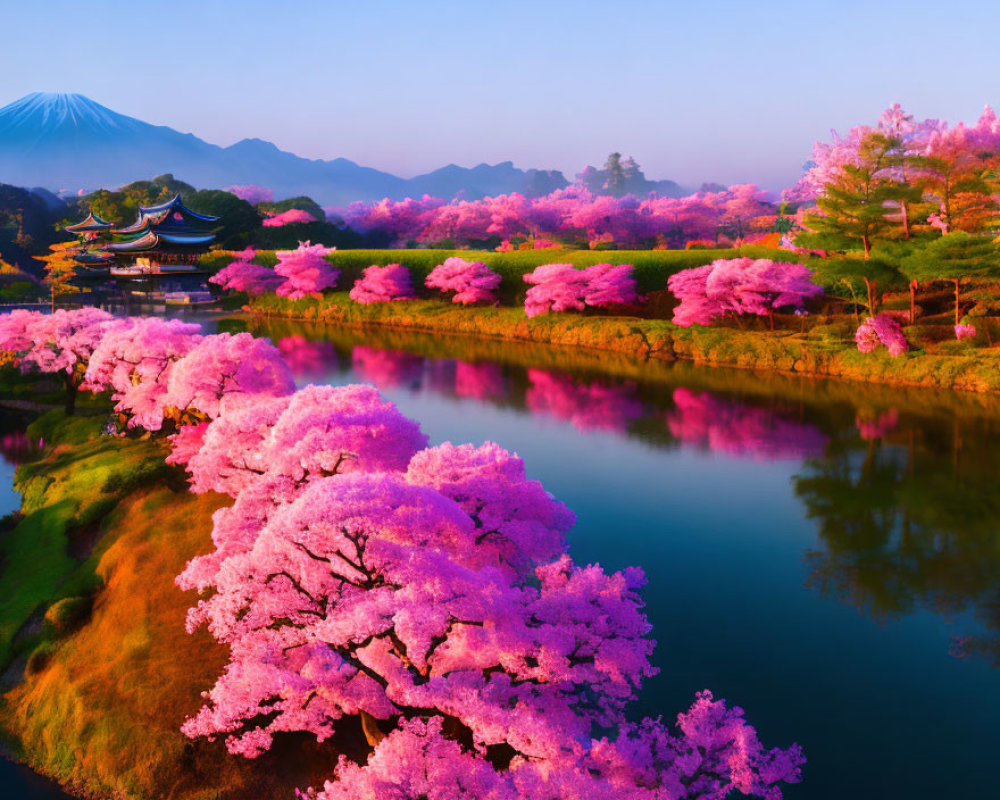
[66,195,219,303]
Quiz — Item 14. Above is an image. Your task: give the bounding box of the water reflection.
[237,318,1000,673]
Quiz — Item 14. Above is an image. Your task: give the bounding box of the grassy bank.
[248,292,1000,394]
[0,405,346,799]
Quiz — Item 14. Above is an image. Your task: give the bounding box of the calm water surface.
[3,314,999,799]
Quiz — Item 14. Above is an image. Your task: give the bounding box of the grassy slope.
[249,292,1000,393]
[0,413,344,800]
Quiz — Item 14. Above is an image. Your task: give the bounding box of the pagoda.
[65,195,220,302]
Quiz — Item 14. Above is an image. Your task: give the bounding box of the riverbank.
[248,293,1000,394]
[0,402,343,800]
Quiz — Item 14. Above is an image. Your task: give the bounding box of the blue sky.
[4,0,1000,190]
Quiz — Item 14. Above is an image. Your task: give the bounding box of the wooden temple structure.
[66,195,219,305]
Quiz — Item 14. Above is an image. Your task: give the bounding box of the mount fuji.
[0,93,568,205]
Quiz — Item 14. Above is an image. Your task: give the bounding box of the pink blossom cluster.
[666,389,828,461]
[0,309,295,431]
[228,185,275,205]
[263,209,317,227]
[955,323,977,340]
[523,262,639,317]
[668,258,823,327]
[274,241,340,299]
[425,257,502,305]
[856,409,900,441]
[348,263,416,304]
[210,249,286,296]
[527,369,646,433]
[332,184,773,248]
[855,314,909,357]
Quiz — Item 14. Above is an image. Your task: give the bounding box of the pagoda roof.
[72,249,113,264]
[114,194,220,235]
[108,230,216,252]
[65,211,113,232]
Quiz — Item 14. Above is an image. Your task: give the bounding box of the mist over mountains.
[0,93,686,205]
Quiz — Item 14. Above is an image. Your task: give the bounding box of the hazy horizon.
[5,0,1000,191]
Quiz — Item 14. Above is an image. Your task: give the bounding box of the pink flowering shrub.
[349,263,416,304]
[955,323,977,340]
[668,258,823,327]
[351,346,424,388]
[523,263,638,317]
[856,409,900,440]
[263,209,317,227]
[211,250,286,296]
[855,314,909,357]
[425,257,502,305]
[274,241,339,299]
[527,369,646,433]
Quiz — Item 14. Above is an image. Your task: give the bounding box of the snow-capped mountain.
[0,93,568,204]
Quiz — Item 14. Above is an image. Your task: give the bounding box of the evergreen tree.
[807,130,918,259]
[602,152,626,197]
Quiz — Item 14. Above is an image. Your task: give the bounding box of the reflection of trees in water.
[665,388,828,461]
[796,417,1000,666]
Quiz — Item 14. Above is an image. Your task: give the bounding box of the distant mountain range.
[0,93,685,206]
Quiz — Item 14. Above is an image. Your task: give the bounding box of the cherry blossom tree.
[84,316,204,430]
[955,322,976,340]
[211,250,286,296]
[526,369,646,433]
[523,263,590,317]
[0,308,113,415]
[274,241,340,299]
[349,264,416,304]
[855,314,909,356]
[263,209,318,227]
[582,263,639,307]
[668,259,822,328]
[425,257,502,305]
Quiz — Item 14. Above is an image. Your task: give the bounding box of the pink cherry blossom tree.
[523,263,590,317]
[211,249,287,296]
[855,314,909,356]
[0,308,113,415]
[582,263,639,307]
[274,241,340,299]
[349,264,416,304]
[425,257,502,305]
[668,258,823,328]
[263,209,318,227]
[84,316,204,430]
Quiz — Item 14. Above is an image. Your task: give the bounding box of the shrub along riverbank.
[248,292,1000,394]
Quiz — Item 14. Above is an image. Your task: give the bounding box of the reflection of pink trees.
[273,241,339,299]
[0,431,39,465]
[454,360,507,400]
[276,336,339,379]
[262,209,317,227]
[526,369,646,433]
[352,346,425,388]
[227,185,274,205]
[349,264,416,304]
[425,257,502,305]
[667,388,828,461]
[856,409,900,440]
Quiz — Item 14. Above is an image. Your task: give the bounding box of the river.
[2,315,999,799]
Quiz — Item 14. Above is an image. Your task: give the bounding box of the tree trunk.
[360,710,385,747]
[900,201,910,239]
[768,311,774,331]
[64,375,77,417]
[954,278,960,326]
[862,235,871,260]
[909,279,917,324]
[862,277,876,316]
